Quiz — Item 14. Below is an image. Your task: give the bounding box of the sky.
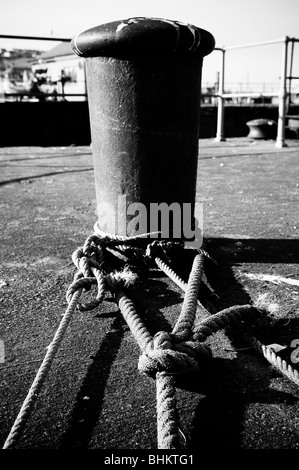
[1,0,299,87]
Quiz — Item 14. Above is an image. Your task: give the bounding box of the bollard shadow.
[204,237,299,265]
[188,354,299,450]
[168,237,299,449]
[200,236,299,338]
[168,237,299,313]
[128,275,184,335]
[59,311,125,449]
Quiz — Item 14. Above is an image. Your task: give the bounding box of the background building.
[31,42,87,101]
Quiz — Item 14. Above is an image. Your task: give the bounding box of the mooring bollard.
[246,118,277,140]
[72,18,215,242]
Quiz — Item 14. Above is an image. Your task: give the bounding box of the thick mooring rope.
[115,289,152,351]
[172,253,204,340]
[4,229,299,449]
[113,252,212,448]
[156,373,180,449]
[154,254,211,316]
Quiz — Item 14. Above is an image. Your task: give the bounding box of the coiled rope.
[3,227,299,449]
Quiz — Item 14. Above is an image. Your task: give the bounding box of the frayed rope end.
[253,293,280,315]
[108,266,138,288]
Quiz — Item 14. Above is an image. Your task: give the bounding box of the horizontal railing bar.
[224,38,285,50]
[0,35,296,49]
[218,92,279,98]
[0,34,71,42]
[2,93,87,97]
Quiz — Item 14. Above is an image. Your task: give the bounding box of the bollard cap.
[71,17,215,59]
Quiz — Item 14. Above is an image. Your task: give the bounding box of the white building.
[32,42,87,101]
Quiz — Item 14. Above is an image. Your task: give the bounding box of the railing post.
[215,48,226,142]
[275,36,289,148]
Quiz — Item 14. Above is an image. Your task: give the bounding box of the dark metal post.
[72,18,214,237]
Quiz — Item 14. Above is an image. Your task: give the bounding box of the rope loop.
[66,267,138,310]
[72,246,103,276]
[66,276,97,304]
[66,228,142,312]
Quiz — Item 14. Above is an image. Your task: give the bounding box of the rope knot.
[138,331,211,379]
[72,246,103,278]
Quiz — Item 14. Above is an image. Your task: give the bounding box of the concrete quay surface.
[0,138,299,452]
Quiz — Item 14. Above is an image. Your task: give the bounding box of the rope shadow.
[59,276,181,449]
[165,238,299,449]
[189,354,299,449]
[59,312,125,449]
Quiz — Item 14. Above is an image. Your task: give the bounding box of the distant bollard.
[246,118,277,140]
[72,18,215,241]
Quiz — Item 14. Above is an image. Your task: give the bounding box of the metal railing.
[1,33,299,145]
[0,34,71,42]
[213,37,299,147]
